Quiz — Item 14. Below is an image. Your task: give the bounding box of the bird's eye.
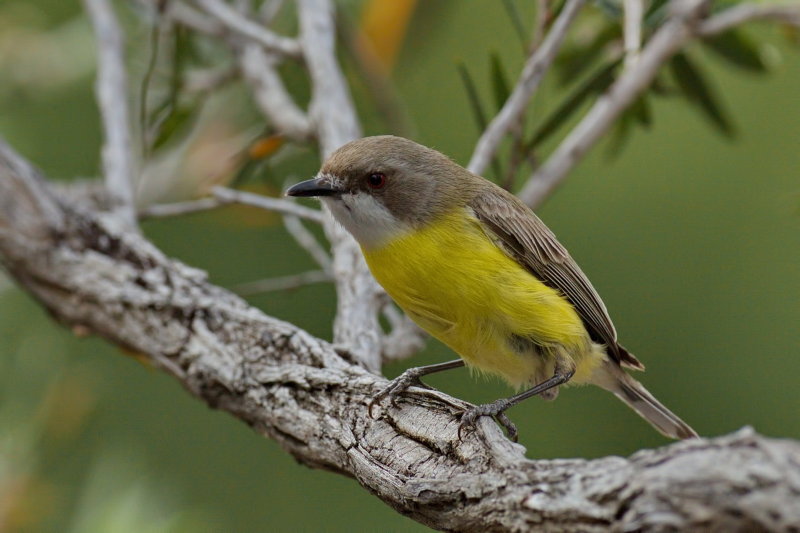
[366,172,386,189]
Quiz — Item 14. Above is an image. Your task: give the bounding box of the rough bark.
[2,142,800,532]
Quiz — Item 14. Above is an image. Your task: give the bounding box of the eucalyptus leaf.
[529,59,621,148]
[593,0,622,19]
[630,94,653,128]
[644,0,670,28]
[670,53,736,137]
[702,30,768,73]
[456,62,504,181]
[151,103,201,151]
[606,112,633,157]
[556,24,620,85]
[456,62,488,131]
[490,52,512,111]
[502,0,528,48]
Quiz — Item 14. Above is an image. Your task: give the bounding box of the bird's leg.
[459,366,576,442]
[368,359,465,417]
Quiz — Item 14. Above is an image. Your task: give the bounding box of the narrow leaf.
[502,0,527,48]
[556,24,620,84]
[490,52,512,111]
[630,94,652,129]
[605,113,633,158]
[702,30,768,73]
[456,63,504,181]
[456,62,489,131]
[644,0,670,28]
[593,0,622,19]
[151,104,201,151]
[529,59,621,148]
[670,53,736,137]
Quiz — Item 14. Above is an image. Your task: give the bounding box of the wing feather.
[470,187,643,370]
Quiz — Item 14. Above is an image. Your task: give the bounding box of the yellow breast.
[362,209,599,388]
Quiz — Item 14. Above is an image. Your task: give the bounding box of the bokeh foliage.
[1,0,799,531]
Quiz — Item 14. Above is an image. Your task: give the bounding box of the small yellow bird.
[287,136,697,441]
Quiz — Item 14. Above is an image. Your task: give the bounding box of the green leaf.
[151,103,201,151]
[490,52,512,111]
[630,94,653,129]
[556,24,620,85]
[456,62,489,131]
[529,59,621,148]
[644,0,670,28]
[456,62,504,181]
[670,52,736,137]
[702,30,768,73]
[501,0,527,49]
[592,0,622,19]
[605,113,633,158]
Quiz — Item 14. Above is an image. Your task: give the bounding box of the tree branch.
[233,270,331,295]
[297,0,385,373]
[212,186,324,222]
[191,0,302,58]
[623,0,644,68]
[83,0,137,224]
[237,43,313,141]
[518,0,711,208]
[2,140,800,532]
[467,0,586,175]
[283,215,332,273]
[698,2,800,36]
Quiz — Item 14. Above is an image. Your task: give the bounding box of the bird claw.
[368,367,432,418]
[458,399,518,442]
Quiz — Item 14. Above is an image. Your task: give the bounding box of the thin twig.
[213,187,324,223]
[468,0,585,175]
[531,0,551,52]
[623,0,644,68]
[138,197,223,219]
[259,0,286,25]
[184,65,238,94]
[139,189,324,223]
[380,303,427,363]
[192,0,302,58]
[698,3,800,36]
[83,0,137,224]
[518,0,711,208]
[167,1,225,35]
[298,0,384,374]
[237,43,312,141]
[233,270,331,295]
[283,215,332,273]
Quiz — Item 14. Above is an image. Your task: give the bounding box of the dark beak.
[286,177,340,197]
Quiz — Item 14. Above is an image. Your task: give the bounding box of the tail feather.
[594,359,698,440]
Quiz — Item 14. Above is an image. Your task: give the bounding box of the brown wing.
[470,187,643,370]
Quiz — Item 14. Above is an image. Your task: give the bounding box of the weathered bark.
[2,141,800,532]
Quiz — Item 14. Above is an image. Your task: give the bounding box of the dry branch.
[83,0,137,223]
[2,140,800,532]
[467,0,586,175]
[518,0,710,208]
[297,0,386,373]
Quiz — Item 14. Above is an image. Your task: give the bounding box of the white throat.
[322,193,408,249]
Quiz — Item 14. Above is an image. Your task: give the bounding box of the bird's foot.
[368,367,434,417]
[458,399,518,442]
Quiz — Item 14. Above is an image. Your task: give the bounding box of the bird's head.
[286,136,478,248]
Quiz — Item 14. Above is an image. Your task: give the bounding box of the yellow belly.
[363,210,603,389]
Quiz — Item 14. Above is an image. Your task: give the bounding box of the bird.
[287,135,697,441]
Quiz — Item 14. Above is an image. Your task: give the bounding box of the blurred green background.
[1,0,798,531]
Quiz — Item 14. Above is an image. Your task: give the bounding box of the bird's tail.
[592,358,698,440]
